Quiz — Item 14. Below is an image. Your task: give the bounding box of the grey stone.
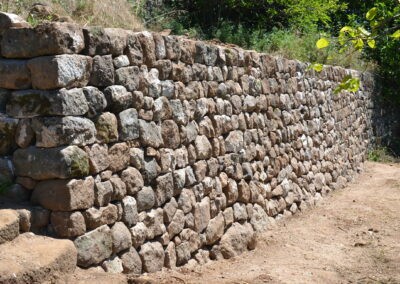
[0,59,31,89]
[2,22,84,58]
[139,241,165,273]
[142,158,160,183]
[130,148,145,170]
[115,66,140,92]
[102,256,123,273]
[167,209,185,237]
[122,196,138,227]
[205,212,225,245]
[161,120,180,149]
[83,27,131,56]
[74,225,113,267]
[111,222,132,254]
[113,55,130,68]
[82,86,107,118]
[94,181,113,207]
[225,131,244,153]
[28,54,92,90]
[193,197,211,233]
[219,222,255,259]
[164,241,177,269]
[13,146,89,180]
[233,203,248,222]
[90,55,115,87]
[136,186,155,212]
[104,85,133,113]
[15,119,34,148]
[130,222,147,248]
[118,108,139,141]
[139,120,163,148]
[7,88,89,118]
[195,135,212,159]
[121,247,142,274]
[250,204,270,233]
[32,116,96,148]
[109,175,127,201]
[154,173,174,207]
[176,241,191,266]
[0,12,30,36]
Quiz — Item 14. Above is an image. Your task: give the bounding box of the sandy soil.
[69,161,400,284]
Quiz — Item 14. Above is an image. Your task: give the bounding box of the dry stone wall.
[0,17,375,273]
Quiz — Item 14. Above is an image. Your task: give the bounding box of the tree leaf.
[367,39,376,48]
[366,7,377,21]
[390,30,400,38]
[316,37,329,49]
[313,64,324,72]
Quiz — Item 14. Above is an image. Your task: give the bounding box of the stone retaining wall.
[0,16,375,273]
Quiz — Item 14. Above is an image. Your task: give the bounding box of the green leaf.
[334,76,360,94]
[308,64,324,72]
[367,39,376,48]
[340,26,353,33]
[316,38,329,49]
[358,26,370,36]
[327,56,334,60]
[390,30,400,38]
[366,7,377,21]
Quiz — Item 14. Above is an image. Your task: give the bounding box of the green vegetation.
[367,147,398,163]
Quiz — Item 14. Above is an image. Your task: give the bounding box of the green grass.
[367,147,398,163]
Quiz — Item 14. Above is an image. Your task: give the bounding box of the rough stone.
[102,256,123,273]
[219,222,255,259]
[13,146,89,180]
[0,209,19,244]
[139,120,163,148]
[84,144,110,174]
[108,142,130,172]
[121,167,144,195]
[111,222,132,254]
[121,247,142,274]
[74,225,113,267]
[2,22,84,57]
[139,241,165,273]
[104,85,133,113]
[195,135,212,159]
[28,54,92,90]
[32,116,96,148]
[205,212,225,245]
[0,59,31,90]
[95,112,119,143]
[118,108,139,141]
[136,187,156,212]
[90,55,115,87]
[32,176,94,211]
[83,204,118,230]
[51,211,86,237]
[193,197,211,233]
[7,88,89,118]
[122,196,138,227]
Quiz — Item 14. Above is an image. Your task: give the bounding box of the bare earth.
[70,161,400,284]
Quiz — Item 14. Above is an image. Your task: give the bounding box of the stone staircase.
[0,209,78,284]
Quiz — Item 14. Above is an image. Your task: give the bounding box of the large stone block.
[94,112,119,143]
[0,12,30,36]
[32,176,95,211]
[6,88,89,119]
[13,146,89,180]
[83,27,131,56]
[0,59,31,90]
[74,225,113,267]
[32,116,96,148]
[51,211,86,237]
[27,55,92,90]
[1,22,84,58]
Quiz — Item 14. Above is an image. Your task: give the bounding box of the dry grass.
[0,0,144,30]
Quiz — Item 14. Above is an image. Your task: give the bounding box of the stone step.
[0,209,20,244]
[0,233,77,284]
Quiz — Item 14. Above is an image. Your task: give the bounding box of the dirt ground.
[70,161,400,284]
